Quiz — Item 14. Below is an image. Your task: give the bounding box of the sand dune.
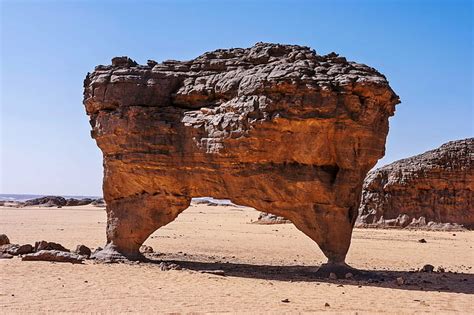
[1,204,473,314]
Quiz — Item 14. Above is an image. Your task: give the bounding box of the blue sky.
[1,0,472,196]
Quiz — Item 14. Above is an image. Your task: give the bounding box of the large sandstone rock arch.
[83,43,399,271]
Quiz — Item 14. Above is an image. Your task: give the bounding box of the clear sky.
[1,0,472,196]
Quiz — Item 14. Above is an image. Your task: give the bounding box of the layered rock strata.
[83,43,399,269]
[358,138,473,229]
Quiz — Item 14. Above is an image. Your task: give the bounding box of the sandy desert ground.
[1,203,473,314]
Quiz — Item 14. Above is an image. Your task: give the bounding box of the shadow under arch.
[142,257,474,295]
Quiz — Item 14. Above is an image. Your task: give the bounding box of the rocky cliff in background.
[83,42,399,270]
[357,138,473,229]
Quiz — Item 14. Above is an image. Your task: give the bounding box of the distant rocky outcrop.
[83,42,399,270]
[65,198,97,206]
[254,212,291,224]
[23,196,67,207]
[191,198,236,207]
[0,196,105,208]
[357,138,473,229]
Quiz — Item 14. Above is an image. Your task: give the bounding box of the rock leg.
[93,194,190,261]
[291,204,357,277]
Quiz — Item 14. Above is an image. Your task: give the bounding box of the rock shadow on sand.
[141,257,474,295]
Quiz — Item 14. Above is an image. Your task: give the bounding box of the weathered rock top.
[364,138,473,188]
[84,42,398,115]
[84,42,399,161]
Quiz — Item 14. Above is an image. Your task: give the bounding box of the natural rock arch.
[83,43,399,273]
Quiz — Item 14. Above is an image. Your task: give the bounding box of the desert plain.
[1,203,473,314]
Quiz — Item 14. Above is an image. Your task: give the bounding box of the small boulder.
[111,56,138,68]
[140,245,154,254]
[345,272,353,279]
[254,212,291,225]
[34,241,69,252]
[22,250,84,264]
[201,269,225,276]
[0,234,10,246]
[420,264,435,272]
[418,238,427,243]
[329,272,337,280]
[75,245,92,258]
[0,252,13,259]
[0,243,16,253]
[158,262,181,271]
[8,244,34,255]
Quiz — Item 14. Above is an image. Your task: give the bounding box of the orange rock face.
[358,138,474,229]
[83,43,399,265]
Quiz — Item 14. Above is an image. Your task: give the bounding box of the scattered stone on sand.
[281,298,290,303]
[0,234,10,245]
[254,212,291,225]
[0,243,15,253]
[158,262,181,271]
[418,238,427,243]
[7,244,34,255]
[437,266,445,273]
[83,42,399,263]
[325,303,330,307]
[357,138,473,230]
[34,241,69,252]
[22,250,84,264]
[191,198,235,207]
[75,244,92,258]
[140,245,154,254]
[329,273,337,280]
[420,264,435,272]
[0,252,13,259]
[201,269,225,276]
[396,277,405,285]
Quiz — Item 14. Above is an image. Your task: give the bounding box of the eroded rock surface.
[34,241,69,252]
[22,250,84,264]
[83,43,399,266]
[357,138,473,229]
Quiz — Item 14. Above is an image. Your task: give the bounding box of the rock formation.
[254,212,291,225]
[22,250,84,264]
[0,196,105,208]
[83,43,399,272]
[358,138,473,229]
